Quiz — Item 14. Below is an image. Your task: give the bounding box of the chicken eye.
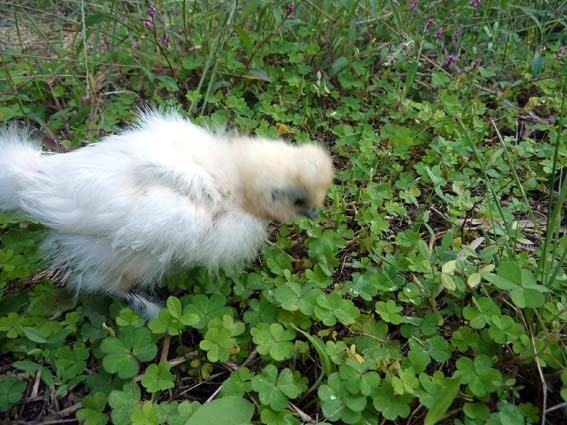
[293,197,306,207]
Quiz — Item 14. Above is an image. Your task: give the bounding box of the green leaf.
[116,308,145,328]
[13,360,42,373]
[510,287,545,308]
[108,383,141,425]
[131,401,160,425]
[76,392,108,425]
[141,362,176,393]
[293,326,333,375]
[404,60,419,94]
[235,25,253,54]
[85,14,107,27]
[53,342,89,381]
[0,376,26,412]
[100,327,157,379]
[251,365,307,411]
[186,396,254,425]
[372,379,413,420]
[440,273,456,291]
[531,51,543,77]
[423,379,460,425]
[157,401,200,425]
[375,300,403,324]
[200,316,245,362]
[23,327,48,344]
[251,323,296,361]
[329,56,350,76]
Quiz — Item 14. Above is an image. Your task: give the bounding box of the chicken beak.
[299,208,319,218]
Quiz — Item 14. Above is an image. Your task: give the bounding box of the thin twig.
[531,331,548,425]
[160,334,171,363]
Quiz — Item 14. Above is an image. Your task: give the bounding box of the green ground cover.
[1,1,567,424]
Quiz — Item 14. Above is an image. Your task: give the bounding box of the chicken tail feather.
[0,127,43,211]
[123,292,164,321]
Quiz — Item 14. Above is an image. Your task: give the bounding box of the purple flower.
[287,2,295,19]
[410,0,420,11]
[148,5,157,15]
[469,0,481,5]
[453,26,462,42]
[425,18,435,32]
[144,20,152,29]
[446,53,456,67]
[558,46,565,59]
[473,57,482,68]
[435,26,444,39]
[163,35,170,48]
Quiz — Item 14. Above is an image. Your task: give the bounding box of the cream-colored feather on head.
[231,137,334,222]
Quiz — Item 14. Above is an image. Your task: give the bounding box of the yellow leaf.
[467,273,481,288]
[346,344,365,364]
[276,123,290,135]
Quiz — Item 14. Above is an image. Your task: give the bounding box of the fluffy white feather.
[0,111,334,318]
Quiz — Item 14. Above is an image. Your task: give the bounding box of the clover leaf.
[375,300,403,325]
[199,315,245,362]
[149,296,199,336]
[372,378,413,421]
[251,365,307,411]
[100,327,157,379]
[108,382,141,425]
[251,323,296,361]
[141,362,175,393]
[131,401,160,425]
[318,372,366,424]
[76,392,108,425]
[0,375,27,412]
[454,355,503,397]
[183,294,234,330]
[314,292,360,326]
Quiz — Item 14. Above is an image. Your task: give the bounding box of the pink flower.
[287,2,295,19]
[435,26,444,39]
[558,46,565,59]
[425,18,435,32]
[446,53,456,67]
[410,0,420,11]
[144,20,152,29]
[148,6,157,15]
[453,26,462,42]
[469,0,481,5]
[473,58,482,68]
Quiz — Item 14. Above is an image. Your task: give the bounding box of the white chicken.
[0,111,334,318]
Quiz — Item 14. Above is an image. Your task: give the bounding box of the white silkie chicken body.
[0,111,334,318]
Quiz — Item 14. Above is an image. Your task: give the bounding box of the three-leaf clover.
[251,365,307,411]
[318,372,366,424]
[372,378,413,421]
[454,355,503,397]
[314,292,360,326]
[199,315,245,362]
[149,296,199,336]
[100,327,157,379]
[251,323,296,361]
[375,300,403,325]
[53,342,89,381]
[0,375,27,412]
[108,382,141,425]
[183,294,234,330]
[141,362,175,393]
[76,392,108,425]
